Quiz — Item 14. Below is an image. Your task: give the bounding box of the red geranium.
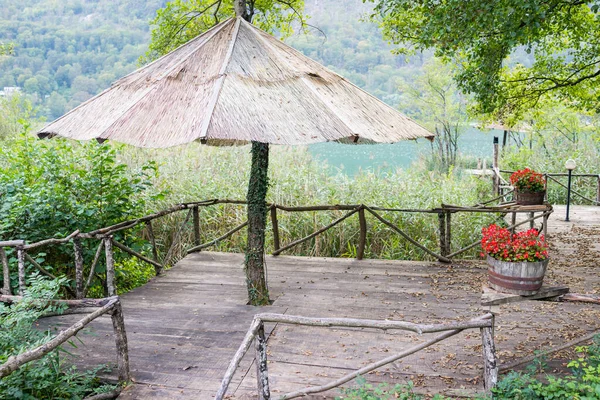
[481,224,548,262]
[510,168,545,192]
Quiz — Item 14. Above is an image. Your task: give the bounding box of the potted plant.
[510,168,546,205]
[481,224,549,295]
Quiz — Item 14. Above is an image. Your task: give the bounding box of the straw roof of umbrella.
[38,17,434,147]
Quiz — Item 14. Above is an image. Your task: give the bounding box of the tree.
[143,0,306,62]
[371,0,600,119]
[399,59,468,171]
[0,42,14,56]
[145,0,305,305]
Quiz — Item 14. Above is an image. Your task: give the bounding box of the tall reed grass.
[122,144,497,264]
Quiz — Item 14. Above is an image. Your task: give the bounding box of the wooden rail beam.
[357,207,367,260]
[272,208,359,256]
[1,247,11,295]
[187,221,249,253]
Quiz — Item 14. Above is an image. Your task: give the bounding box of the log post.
[511,212,516,234]
[255,321,270,400]
[193,206,201,247]
[542,211,549,238]
[270,206,280,254]
[445,211,452,256]
[245,141,270,306]
[110,300,131,383]
[438,212,447,257]
[529,212,535,229]
[544,174,549,202]
[1,247,10,295]
[145,220,159,266]
[597,175,600,204]
[17,246,25,296]
[73,237,84,299]
[481,324,498,393]
[357,207,367,260]
[103,237,116,296]
[493,137,499,196]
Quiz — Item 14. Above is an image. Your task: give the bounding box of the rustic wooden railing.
[0,199,553,299]
[499,169,600,205]
[215,313,497,399]
[0,294,130,390]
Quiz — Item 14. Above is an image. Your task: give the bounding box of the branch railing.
[215,313,497,399]
[0,199,553,299]
[0,294,130,386]
[499,169,600,206]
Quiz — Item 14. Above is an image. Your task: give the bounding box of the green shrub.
[0,133,160,295]
[492,335,600,399]
[0,274,116,399]
[337,376,451,400]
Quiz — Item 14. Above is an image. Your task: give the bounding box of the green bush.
[0,274,116,399]
[0,133,160,295]
[337,377,451,400]
[492,335,600,399]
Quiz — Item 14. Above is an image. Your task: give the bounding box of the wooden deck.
[43,235,600,399]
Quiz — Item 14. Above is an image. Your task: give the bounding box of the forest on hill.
[0,0,440,120]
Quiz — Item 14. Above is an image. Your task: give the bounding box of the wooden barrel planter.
[487,256,549,295]
[514,190,545,205]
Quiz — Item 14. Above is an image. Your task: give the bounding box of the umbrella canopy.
[38,17,433,147]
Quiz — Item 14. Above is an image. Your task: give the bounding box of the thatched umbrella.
[38,6,434,305]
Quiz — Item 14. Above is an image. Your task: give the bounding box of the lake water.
[309,128,505,175]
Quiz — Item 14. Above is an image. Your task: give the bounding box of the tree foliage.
[371,0,600,118]
[144,0,306,61]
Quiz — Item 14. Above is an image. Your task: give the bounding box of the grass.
[120,143,498,265]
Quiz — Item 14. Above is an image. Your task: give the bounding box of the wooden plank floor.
[41,242,600,399]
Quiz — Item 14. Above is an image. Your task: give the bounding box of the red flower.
[481,224,548,262]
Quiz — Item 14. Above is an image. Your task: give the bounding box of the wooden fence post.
[597,175,600,204]
[104,237,116,296]
[145,220,159,266]
[357,207,367,260]
[255,321,270,400]
[438,212,447,257]
[110,300,131,383]
[193,206,201,247]
[73,237,84,299]
[270,207,280,254]
[445,212,452,256]
[493,137,499,196]
[481,323,498,393]
[1,247,10,295]
[17,246,25,296]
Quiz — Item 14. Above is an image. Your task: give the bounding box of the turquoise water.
[309,128,504,175]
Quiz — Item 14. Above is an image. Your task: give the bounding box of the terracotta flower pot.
[487,255,549,295]
[515,190,545,205]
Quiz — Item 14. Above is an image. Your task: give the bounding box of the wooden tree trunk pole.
[17,246,25,296]
[103,237,116,296]
[438,212,447,257]
[110,300,131,383]
[246,141,270,306]
[597,175,600,204]
[493,137,499,196]
[1,247,10,295]
[357,207,367,260]
[270,206,280,254]
[481,325,498,393]
[511,212,516,234]
[445,211,452,255]
[145,220,159,265]
[73,237,84,299]
[543,211,549,238]
[192,206,201,247]
[529,212,535,229]
[255,321,270,400]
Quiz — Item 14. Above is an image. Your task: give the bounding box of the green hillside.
[0,0,431,120]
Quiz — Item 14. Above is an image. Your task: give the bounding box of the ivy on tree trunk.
[245,141,270,305]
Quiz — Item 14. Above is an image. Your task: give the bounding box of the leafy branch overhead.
[371,0,600,118]
[143,0,307,61]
